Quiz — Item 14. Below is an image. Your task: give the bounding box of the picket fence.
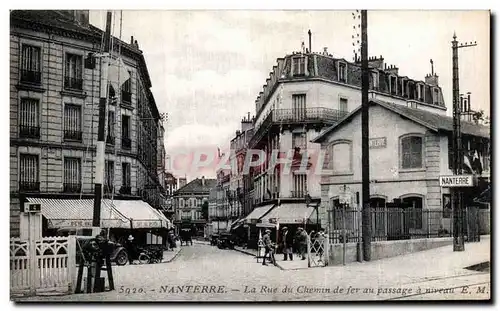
[10,236,77,297]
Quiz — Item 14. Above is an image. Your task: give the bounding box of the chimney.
[134,40,139,49]
[308,29,312,53]
[131,36,134,45]
[368,55,384,70]
[323,47,328,55]
[425,73,439,86]
[386,64,399,75]
[202,176,205,187]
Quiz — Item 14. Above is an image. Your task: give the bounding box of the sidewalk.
[162,241,182,262]
[234,246,258,257]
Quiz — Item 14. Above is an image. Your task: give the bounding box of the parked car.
[210,234,220,246]
[216,233,236,249]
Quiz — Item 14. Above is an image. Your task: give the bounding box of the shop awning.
[244,204,275,224]
[27,198,130,229]
[230,218,245,231]
[259,203,317,225]
[110,200,172,229]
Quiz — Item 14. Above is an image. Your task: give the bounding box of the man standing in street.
[281,227,294,261]
[262,229,276,266]
[296,227,308,260]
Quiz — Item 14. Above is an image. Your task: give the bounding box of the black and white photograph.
[7,7,491,302]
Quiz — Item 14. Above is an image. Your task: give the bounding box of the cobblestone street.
[16,239,490,302]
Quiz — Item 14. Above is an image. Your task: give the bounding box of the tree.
[201,200,209,220]
[472,109,490,125]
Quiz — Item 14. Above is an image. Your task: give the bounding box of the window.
[19,98,40,138]
[402,196,423,230]
[408,82,416,100]
[401,136,423,169]
[64,53,83,90]
[121,162,131,194]
[292,57,305,76]
[292,175,307,198]
[402,79,408,97]
[63,157,81,193]
[433,88,440,105]
[292,94,306,121]
[390,76,397,95]
[121,115,131,149]
[64,104,82,141]
[105,160,114,193]
[21,45,41,84]
[339,98,348,112]
[418,84,424,101]
[371,71,379,90]
[180,198,184,208]
[332,142,351,174]
[292,133,306,150]
[19,154,39,191]
[122,72,132,104]
[338,62,347,82]
[107,110,115,144]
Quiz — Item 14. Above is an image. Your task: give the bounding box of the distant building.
[173,176,216,235]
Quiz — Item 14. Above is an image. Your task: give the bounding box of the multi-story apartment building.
[10,10,167,237]
[164,172,178,219]
[242,46,447,243]
[173,176,216,235]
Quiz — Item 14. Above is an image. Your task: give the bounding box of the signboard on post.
[439,175,474,187]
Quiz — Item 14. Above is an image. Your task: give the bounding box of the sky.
[89,10,490,180]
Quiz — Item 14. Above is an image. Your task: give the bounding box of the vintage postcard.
[9,9,491,302]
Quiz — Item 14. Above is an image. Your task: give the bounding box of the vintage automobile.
[179,228,193,246]
[210,234,220,246]
[216,233,236,249]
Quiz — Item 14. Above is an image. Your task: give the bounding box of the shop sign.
[369,137,387,149]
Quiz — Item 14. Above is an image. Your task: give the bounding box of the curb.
[163,248,182,263]
[233,247,257,257]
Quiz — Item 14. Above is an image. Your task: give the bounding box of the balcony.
[122,137,131,150]
[119,186,131,195]
[250,107,348,147]
[121,90,132,104]
[19,125,40,139]
[106,135,115,145]
[63,183,81,193]
[19,181,40,192]
[64,130,82,141]
[20,69,41,85]
[64,76,83,91]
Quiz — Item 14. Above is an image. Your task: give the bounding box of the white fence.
[10,236,77,297]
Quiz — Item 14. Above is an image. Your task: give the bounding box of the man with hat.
[125,235,138,264]
[262,229,276,266]
[295,227,308,260]
[280,226,294,261]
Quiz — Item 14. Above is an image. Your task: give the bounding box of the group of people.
[261,226,326,266]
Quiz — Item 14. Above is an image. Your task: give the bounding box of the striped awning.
[260,203,317,225]
[27,198,130,229]
[244,204,275,224]
[110,200,171,229]
[27,198,172,229]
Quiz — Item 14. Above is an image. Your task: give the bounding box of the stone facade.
[10,10,166,236]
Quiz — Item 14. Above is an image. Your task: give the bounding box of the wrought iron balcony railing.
[20,69,42,84]
[19,181,40,192]
[64,76,83,91]
[250,107,348,147]
[19,125,40,139]
[63,183,81,193]
[64,130,82,141]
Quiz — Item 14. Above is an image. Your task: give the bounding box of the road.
[16,243,490,302]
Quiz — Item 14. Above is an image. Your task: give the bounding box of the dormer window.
[390,76,397,95]
[371,71,379,90]
[402,79,408,98]
[408,82,416,100]
[292,57,306,76]
[433,88,440,105]
[418,84,424,101]
[338,62,347,83]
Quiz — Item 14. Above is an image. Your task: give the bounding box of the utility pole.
[451,33,477,252]
[93,11,113,229]
[360,10,371,261]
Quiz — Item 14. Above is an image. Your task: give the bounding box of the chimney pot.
[131,36,134,45]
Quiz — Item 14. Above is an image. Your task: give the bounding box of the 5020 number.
[119,286,145,294]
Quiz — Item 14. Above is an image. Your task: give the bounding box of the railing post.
[67,236,77,293]
[307,234,311,268]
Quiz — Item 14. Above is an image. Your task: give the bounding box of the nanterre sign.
[439,175,474,187]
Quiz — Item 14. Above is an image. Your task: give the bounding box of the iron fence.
[327,207,489,244]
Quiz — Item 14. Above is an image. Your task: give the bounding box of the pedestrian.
[280,227,294,261]
[262,229,276,266]
[125,235,137,264]
[296,227,308,260]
